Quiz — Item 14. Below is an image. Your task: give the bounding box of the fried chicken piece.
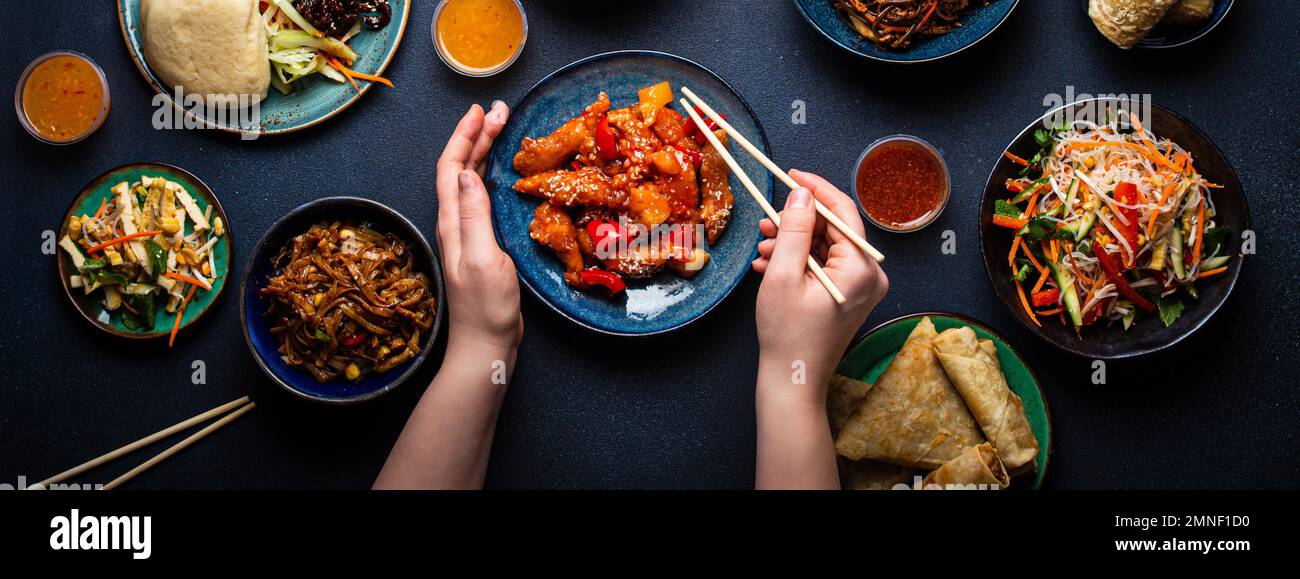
[650,107,689,145]
[605,106,662,181]
[602,236,670,279]
[699,130,734,245]
[514,166,629,210]
[513,93,611,176]
[655,148,700,225]
[529,202,585,286]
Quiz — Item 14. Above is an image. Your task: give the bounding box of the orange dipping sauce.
[854,137,949,232]
[19,52,109,144]
[434,0,526,76]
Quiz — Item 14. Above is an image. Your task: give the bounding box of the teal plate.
[116,0,410,135]
[836,312,1052,489]
[57,163,233,340]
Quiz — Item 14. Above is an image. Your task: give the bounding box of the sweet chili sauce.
[434,0,526,75]
[19,53,109,144]
[854,137,948,231]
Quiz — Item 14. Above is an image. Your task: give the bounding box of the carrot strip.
[327,57,360,92]
[1003,151,1030,166]
[169,286,198,347]
[1198,266,1228,279]
[86,230,163,254]
[94,197,108,219]
[1031,269,1049,294]
[328,58,393,87]
[1008,236,1022,269]
[1016,279,1041,327]
[164,272,211,290]
[1021,241,1045,273]
[1036,307,1064,316]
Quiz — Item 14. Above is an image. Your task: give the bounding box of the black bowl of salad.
[979,99,1248,359]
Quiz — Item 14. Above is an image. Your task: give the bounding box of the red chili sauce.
[855,139,947,230]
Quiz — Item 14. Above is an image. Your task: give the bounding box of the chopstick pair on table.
[679,87,886,305]
[25,396,255,491]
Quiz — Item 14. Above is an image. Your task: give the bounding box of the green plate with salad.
[837,312,1052,490]
[57,163,232,343]
[116,0,409,135]
[981,99,1248,359]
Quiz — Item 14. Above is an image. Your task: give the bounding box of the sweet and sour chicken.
[512,81,734,297]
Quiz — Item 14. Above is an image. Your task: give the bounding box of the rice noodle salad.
[994,109,1232,332]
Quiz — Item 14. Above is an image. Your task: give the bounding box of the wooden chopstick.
[681,99,846,304]
[681,87,886,263]
[103,402,256,491]
[25,396,253,490]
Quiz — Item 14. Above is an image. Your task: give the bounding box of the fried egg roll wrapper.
[834,317,985,468]
[840,458,917,491]
[920,443,1010,490]
[1163,0,1213,27]
[827,375,873,436]
[933,327,1040,471]
[1088,0,1179,49]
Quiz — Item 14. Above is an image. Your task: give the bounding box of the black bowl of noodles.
[240,197,444,404]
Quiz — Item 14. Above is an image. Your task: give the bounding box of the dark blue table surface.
[2,1,1296,489]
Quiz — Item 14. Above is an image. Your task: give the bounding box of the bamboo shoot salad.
[59,176,226,345]
[261,0,394,94]
[995,110,1232,331]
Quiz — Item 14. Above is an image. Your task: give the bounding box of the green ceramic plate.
[57,163,232,340]
[837,312,1052,489]
[116,0,410,135]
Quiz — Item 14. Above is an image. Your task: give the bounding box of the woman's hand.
[436,101,523,353]
[751,169,888,489]
[374,102,519,489]
[753,169,889,401]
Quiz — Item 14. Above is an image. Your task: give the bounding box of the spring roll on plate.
[827,375,873,435]
[1088,0,1180,48]
[932,327,1040,472]
[841,459,917,491]
[834,317,985,469]
[1164,0,1214,28]
[920,443,1010,490]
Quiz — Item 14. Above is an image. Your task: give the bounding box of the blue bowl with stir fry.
[240,197,444,404]
[793,0,1020,63]
[980,99,1248,359]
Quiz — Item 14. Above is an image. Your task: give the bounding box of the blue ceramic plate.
[240,197,444,404]
[116,0,409,135]
[1079,0,1234,49]
[793,0,1019,63]
[484,50,772,336]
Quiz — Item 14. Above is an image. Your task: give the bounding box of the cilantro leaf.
[994,199,1024,218]
[1157,295,1185,327]
[1011,260,1032,282]
[1023,217,1073,243]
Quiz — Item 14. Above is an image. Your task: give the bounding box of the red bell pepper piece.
[340,331,368,347]
[672,143,703,167]
[569,160,582,171]
[1031,288,1060,308]
[595,114,619,160]
[1112,182,1141,269]
[585,219,626,252]
[684,106,726,145]
[1094,245,1157,314]
[579,268,626,297]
